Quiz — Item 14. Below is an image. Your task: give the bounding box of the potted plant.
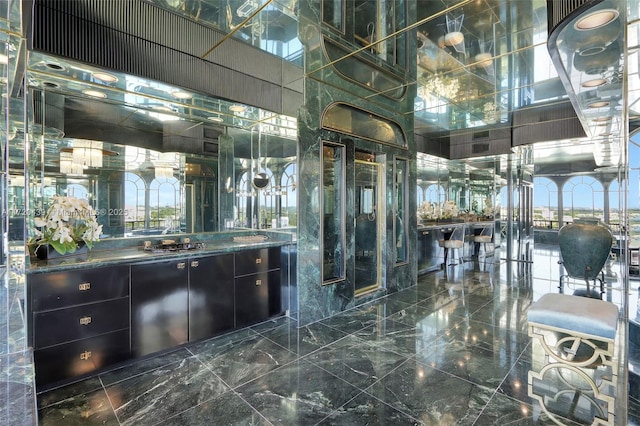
[30,195,103,259]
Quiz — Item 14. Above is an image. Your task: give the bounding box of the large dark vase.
[33,241,88,261]
[558,217,612,281]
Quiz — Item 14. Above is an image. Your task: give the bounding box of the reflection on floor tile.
[35,251,631,425]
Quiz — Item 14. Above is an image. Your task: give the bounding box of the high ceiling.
[14,0,639,177]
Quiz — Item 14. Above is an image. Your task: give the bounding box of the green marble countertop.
[27,236,294,274]
[417,220,494,230]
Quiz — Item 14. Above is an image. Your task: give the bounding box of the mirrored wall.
[22,85,298,244]
[416,152,502,223]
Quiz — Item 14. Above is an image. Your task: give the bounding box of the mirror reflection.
[22,90,297,242]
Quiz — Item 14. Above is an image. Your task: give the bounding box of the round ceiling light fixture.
[45,62,65,71]
[207,115,223,122]
[575,9,619,31]
[229,104,246,113]
[588,100,610,108]
[581,78,607,88]
[172,90,192,100]
[474,52,493,68]
[82,89,107,98]
[92,72,118,83]
[444,31,464,47]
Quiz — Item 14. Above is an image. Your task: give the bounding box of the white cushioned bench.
[527,293,619,369]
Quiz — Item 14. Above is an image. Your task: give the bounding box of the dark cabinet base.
[189,254,235,341]
[34,329,130,389]
[131,260,189,357]
[33,297,129,349]
[235,270,280,328]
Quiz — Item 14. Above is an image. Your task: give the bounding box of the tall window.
[149,177,181,233]
[533,177,558,228]
[124,172,146,231]
[562,176,604,222]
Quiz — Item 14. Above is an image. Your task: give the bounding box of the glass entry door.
[354,159,382,295]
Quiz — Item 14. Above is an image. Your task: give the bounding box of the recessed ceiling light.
[229,104,246,113]
[92,72,118,83]
[45,62,65,71]
[582,78,607,88]
[42,81,60,89]
[575,9,619,31]
[172,91,192,100]
[592,117,610,122]
[207,115,223,122]
[82,89,107,98]
[599,132,612,137]
[588,101,610,108]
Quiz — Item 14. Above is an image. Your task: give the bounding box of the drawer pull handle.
[191,261,199,268]
[255,279,262,286]
[78,282,91,291]
[80,351,92,360]
[177,262,186,269]
[255,258,262,264]
[79,316,92,326]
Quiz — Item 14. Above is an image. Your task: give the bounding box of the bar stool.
[473,225,494,258]
[440,225,466,266]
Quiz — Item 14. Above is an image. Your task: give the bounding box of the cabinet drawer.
[234,247,280,277]
[190,254,234,281]
[33,297,129,349]
[33,329,130,388]
[30,265,129,311]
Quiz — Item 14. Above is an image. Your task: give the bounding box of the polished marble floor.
[36,247,635,425]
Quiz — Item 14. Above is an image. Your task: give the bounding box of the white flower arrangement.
[441,200,459,219]
[31,195,103,255]
[418,201,437,221]
[482,196,494,218]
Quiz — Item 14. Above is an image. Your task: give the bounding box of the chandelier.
[418,73,460,100]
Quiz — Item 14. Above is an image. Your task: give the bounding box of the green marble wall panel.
[296,0,418,325]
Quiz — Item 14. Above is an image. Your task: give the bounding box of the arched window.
[533,177,558,229]
[124,172,146,232]
[149,177,181,233]
[562,176,603,222]
[425,184,445,204]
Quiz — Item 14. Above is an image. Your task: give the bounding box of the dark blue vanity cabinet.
[188,254,235,341]
[28,245,286,389]
[417,227,441,274]
[234,247,282,328]
[131,259,189,357]
[28,265,131,388]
